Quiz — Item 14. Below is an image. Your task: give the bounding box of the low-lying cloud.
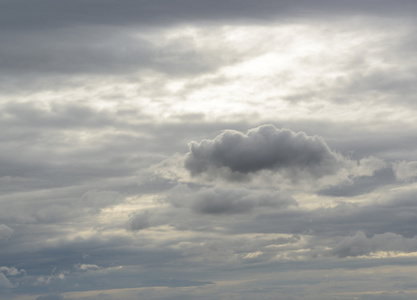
[185,125,344,180]
[331,231,417,258]
[167,184,297,214]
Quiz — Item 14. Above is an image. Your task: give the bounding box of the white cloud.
[351,156,387,177]
[0,266,26,276]
[393,161,417,181]
[75,263,101,272]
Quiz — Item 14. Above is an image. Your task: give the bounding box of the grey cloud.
[3,0,417,90]
[2,102,115,129]
[2,1,417,298]
[127,211,152,231]
[2,0,417,31]
[185,124,343,179]
[167,184,297,214]
[0,188,125,226]
[80,190,124,214]
[0,273,12,288]
[359,292,414,300]
[0,266,26,276]
[318,167,396,197]
[394,161,417,181]
[0,28,218,78]
[0,224,13,240]
[330,231,417,258]
[228,185,417,241]
[35,295,64,300]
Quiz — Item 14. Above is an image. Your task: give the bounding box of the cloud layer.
[2,1,417,300]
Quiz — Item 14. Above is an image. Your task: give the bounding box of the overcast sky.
[2,1,417,299]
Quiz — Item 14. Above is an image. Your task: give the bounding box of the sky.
[2,1,417,299]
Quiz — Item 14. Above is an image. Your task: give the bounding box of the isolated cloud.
[185,125,343,179]
[167,184,297,214]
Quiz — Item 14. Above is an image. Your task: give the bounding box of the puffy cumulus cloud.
[167,184,297,214]
[330,231,417,258]
[0,224,13,240]
[184,125,345,181]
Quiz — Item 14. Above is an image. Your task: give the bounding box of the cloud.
[0,272,12,288]
[0,224,13,240]
[331,231,417,258]
[35,295,65,300]
[359,291,414,300]
[74,263,101,272]
[318,167,395,197]
[0,266,26,276]
[167,184,297,214]
[393,161,417,181]
[2,0,417,32]
[127,211,152,231]
[80,190,125,213]
[184,124,344,180]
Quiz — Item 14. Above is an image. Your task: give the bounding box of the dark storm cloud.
[185,125,343,178]
[167,184,297,214]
